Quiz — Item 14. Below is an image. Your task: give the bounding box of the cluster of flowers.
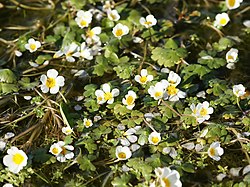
[49,141,74,162]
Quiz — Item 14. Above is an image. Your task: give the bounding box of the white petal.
[112,88,120,97]
[41,85,49,93]
[141,69,148,76]
[50,86,60,94]
[40,74,47,84]
[56,76,65,87]
[47,69,58,78]
[102,83,111,93]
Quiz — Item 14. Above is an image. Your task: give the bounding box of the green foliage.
[151,39,187,67]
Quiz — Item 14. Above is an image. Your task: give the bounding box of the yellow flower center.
[97,96,103,101]
[30,44,36,51]
[52,147,59,155]
[110,13,117,20]
[66,129,72,133]
[118,152,126,159]
[85,120,92,127]
[167,85,178,95]
[151,136,159,144]
[87,30,95,38]
[12,153,25,165]
[104,92,113,101]
[227,55,234,60]
[140,76,147,83]
[219,18,227,25]
[46,78,56,88]
[154,91,163,98]
[115,29,123,37]
[169,80,176,84]
[80,20,87,27]
[209,148,215,156]
[61,147,67,155]
[145,21,152,25]
[126,95,134,105]
[162,177,171,187]
[228,0,235,7]
[200,107,208,116]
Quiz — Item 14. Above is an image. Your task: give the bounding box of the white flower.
[50,141,74,162]
[165,83,186,102]
[135,69,153,84]
[148,82,168,100]
[62,126,73,135]
[122,90,137,110]
[214,13,230,27]
[49,142,63,156]
[75,42,93,60]
[86,27,102,44]
[115,146,132,160]
[3,184,14,187]
[167,71,181,86]
[226,0,243,10]
[25,38,41,53]
[53,43,80,62]
[3,146,28,174]
[208,142,224,161]
[120,126,141,146]
[95,83,120,104]
[83,118,93,128]
[102,1,114,12]
[148,131,161,145]
[75,10,92,28]
[139,14,157,28]
[107,9,120,21]
[233,84,246,97]
[40,69,65,94]
[226,48,238,63]
[133,36,143,43]
[191,101,214,124]
[112,23,129,39]
[154,167,182,187]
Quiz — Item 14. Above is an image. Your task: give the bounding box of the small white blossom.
[107,9,120,21]
[148,81,168,100]
[75,10,92,28]
[3,146,28,173]
[85,27,102,44]
[122,90,137,110]
[25,38,41,53]
[50,141,74,162]
[75,42,93,60]
[148,131,161,145]
[95,83,120,104]
[40,69,65,94]
[208,142,224,161]
[14,50,22,57]
[135,69,153,85]
[226,0,243,10]
[112,23,129,39]
[83,118,93,128]
[233,84,246,97]
[115,146,132,160]
[191,101,214,124]
[62,126,73,135]
[214,13,230,27]
[140,14,157,28]
[154,167,182,187]
[3,184,14,187]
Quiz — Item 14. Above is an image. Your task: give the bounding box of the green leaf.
[114,104,130,116]
[182,64,211,80]
[198,51,226,69]
[93,56,113,76]
[112,174,131,187]
[182,163,195,173]
[212,37,234,52]
[113,64,135,79]
[151,45,187,67]
[77,155,96,172]
[0,83,18,94]
[32,148,52,163]
[0,69,16,83]
[18,77,39,90]
[83,84,98,97]
[35,55,52,65]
